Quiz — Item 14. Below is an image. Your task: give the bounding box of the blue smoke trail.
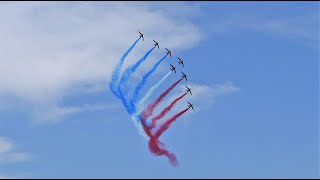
[136,71,172,115]
[118,47,156,97]
[109,37,140,98]
[116,46,156,114]
[117,91,134,114]
[130,54,168,110]
[108,38,166,137]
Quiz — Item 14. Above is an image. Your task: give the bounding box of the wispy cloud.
[0,176,10,179]
[0,137,30,163]
[150,82,240,121]
[177,81,240,113]
[0,2,204,122]
[33,103,121,124]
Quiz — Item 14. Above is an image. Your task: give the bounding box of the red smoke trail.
[153,108,189,139]
[140,108,190,166]
[148,138,178,166]
[150,92,188,128]
[142,78,183,120]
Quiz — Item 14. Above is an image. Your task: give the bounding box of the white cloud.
[0,2,204,122]
[0,137,30,163]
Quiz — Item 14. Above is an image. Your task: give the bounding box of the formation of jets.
[138,31,194,111]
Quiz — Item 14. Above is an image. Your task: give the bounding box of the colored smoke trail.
[150,92,187,128]
[136,71,172,115]
[154,108,190,139]
[139,114,177,166]
[118,47,155,97]
[108,36,193,166]
[141,108,190,166]
[116,47,156,114]
[116,90,135,114]
[142,78,183,120]
[109,38,140,98]
[131,115,149,139]
[148,138,178,166]
[130,54,168,109]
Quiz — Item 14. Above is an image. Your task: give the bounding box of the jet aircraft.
[181,71,188,81]
[165,48,172,58]
[177,57,184,67]
[185,86,192,95]
[138,31,144,41]
[187,101,194,111]
[153,40,160,49]
[170,64,176,74]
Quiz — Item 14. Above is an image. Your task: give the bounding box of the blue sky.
[0,2,318,178]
